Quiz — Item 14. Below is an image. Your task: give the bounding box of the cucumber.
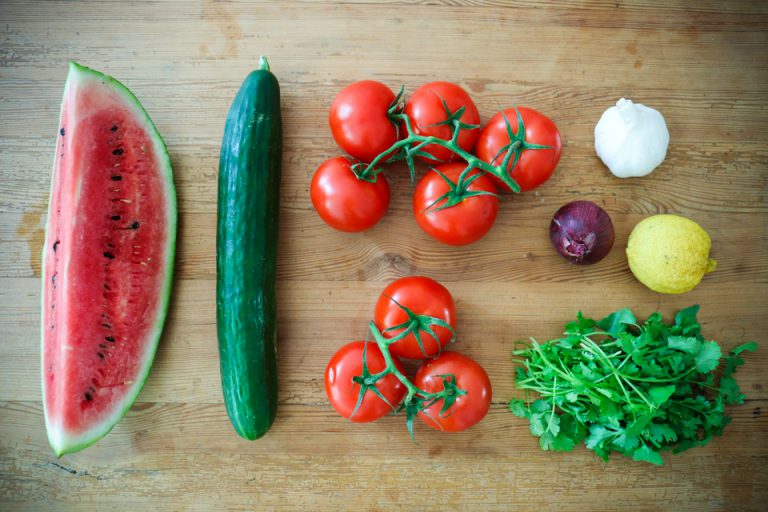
[217,57,282,440]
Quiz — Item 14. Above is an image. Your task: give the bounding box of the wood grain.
[1,0,767,510]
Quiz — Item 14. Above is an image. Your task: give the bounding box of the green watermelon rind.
[42,61,177,457]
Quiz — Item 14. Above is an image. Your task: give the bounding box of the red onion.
[549,201,615,265]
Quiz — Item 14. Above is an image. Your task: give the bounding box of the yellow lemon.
[626,214,717,294]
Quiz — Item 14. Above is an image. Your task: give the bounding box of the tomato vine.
[351,307,465,439]
[351,95,552,197]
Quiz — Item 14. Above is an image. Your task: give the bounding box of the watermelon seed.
[103,252,115,259]
[51,272,57,287]
[130,221,140,230]
[84,392,93,401]
[60,127,65,136]
[53,240,60,252]
[105,336,115,342]
[103,284,111,290]
[97,352,105,359]
[111,175,122,181]
[99,343,107,349]
[112,148,124,156]
[111,215,121,221]
[102,323,111,328]
[110,125,118,132]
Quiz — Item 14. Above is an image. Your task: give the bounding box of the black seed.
[110,125,118,132]
[60,128,65,136]
[105,336,115,342]
[103,252,115,259]
[112,148,124,156]
[130,221,140,230]
[111,215,121,221]
[99,343,107,349]
[111,175,122,181]
[53,240,60,252]
[97,352,105,359]
[103,284,111,290]
[84,392,93,401]
[102,323,111,328]
[51,273,57,286]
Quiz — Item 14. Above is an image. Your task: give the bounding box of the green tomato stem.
[357,112,521,192]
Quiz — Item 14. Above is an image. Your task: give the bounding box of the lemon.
[626,214,717,294]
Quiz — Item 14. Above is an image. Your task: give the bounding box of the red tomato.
[403,81,480,163]
[325,341,407,423]
[475,107,562,192]
[413,163,498,246]
[329,80,399,163]
[413,352,492,432]
[310,156,390,232]
[374,276,456,360]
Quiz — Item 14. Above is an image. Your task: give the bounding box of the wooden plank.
[2,278,765,404]
[1,0,767,510]
[4,207,768,283]
[1,401,767,510]
[3,138,768,215]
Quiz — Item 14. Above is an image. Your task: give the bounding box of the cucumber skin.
[217,66,281,440]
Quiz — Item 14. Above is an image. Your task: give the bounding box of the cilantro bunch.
[510,306,757,465]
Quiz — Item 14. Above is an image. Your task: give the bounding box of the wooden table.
[2,1,766,510]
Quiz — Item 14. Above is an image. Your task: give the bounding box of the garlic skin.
[594,98,670,178]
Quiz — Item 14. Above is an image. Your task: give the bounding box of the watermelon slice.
[42,62,176,456]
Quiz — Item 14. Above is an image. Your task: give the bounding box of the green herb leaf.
[673,305,700,336]
[649,385,676,407]
[597,308,637,335]
[647,423,678,446]
[632,444,664,466]
[565,311,596,335]
[730,341,758,357]
[668,336,701,354]
[509,398,529,418]
[695,342,722,373]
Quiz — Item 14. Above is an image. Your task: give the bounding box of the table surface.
[1,1,767,510]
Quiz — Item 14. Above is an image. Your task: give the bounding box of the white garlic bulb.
[594,98,669,178]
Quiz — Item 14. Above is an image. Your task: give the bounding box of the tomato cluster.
[324,276,492,433]
[312,80,562,245]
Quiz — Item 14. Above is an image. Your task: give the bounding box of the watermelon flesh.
[42,62,176,456]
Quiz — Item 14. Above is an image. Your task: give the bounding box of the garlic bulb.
[594,98,669,178]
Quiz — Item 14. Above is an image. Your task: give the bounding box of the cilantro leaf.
[565,311,596,335]
[649,385,676,407]
[694,341,722,373]
[673,305,700,336]
[646,423,678,446]
[509,398,529,418]
[668,336,701,354]
[597,308,637,335]
[632,444,664,466]
[718,376,744,405]
[730,341,758,357]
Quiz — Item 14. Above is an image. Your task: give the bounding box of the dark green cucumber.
[217,57,281,440]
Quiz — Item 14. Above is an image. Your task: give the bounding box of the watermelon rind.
[41,62,177,457]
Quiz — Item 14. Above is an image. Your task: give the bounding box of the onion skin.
[550,201,615,265]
